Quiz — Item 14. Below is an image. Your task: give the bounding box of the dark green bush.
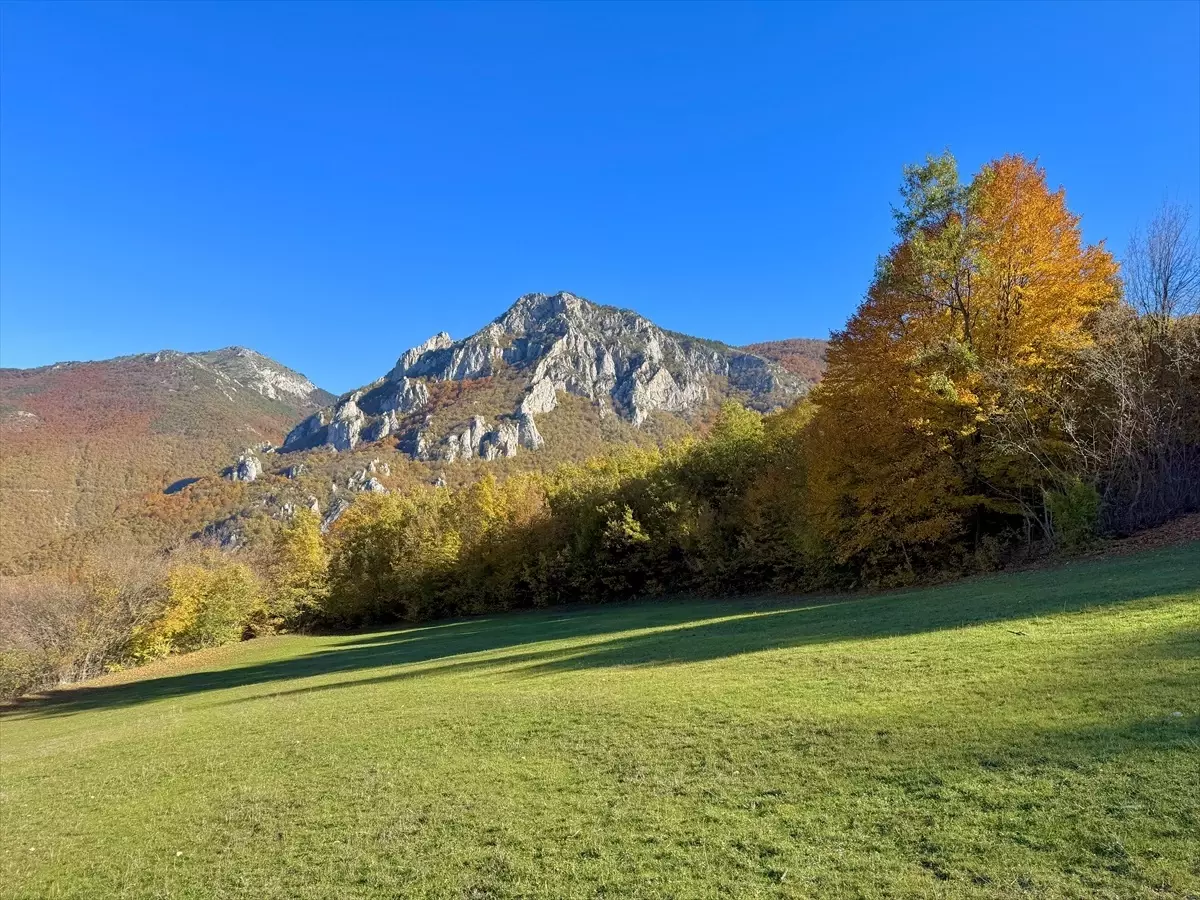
[1046,478,1101,549]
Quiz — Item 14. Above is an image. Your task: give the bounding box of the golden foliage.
[132,559,262,661]
[268,508,329,626]
[804,153,1120,579]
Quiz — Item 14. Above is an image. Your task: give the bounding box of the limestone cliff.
[281,292,808,462]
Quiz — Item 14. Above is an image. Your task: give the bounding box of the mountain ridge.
[1,297,828,569]
[280,291,813,462]
[3,346,333,407]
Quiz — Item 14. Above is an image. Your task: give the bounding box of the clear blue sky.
[2,1,1197,393]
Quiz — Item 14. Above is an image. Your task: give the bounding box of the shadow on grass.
[7,546,1198,720]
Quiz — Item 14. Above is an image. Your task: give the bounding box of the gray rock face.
[480,421,520,460]
[387,332,453,381]
[279,291,805,462]
[282,376,429,453]
[224,452,263,482]
[346,461,390,493]
[321,497,351,533]
[397,420,432,460]
[613,364,707,426]
[426,412,541,461]
[327,396,365,451]
[437,416,491,462]
[399,292,804,427]
[516,412,544,450]
[360,410,396,444]
[519,376,558,416]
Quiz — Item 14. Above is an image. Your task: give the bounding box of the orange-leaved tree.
[805,152,1119,580]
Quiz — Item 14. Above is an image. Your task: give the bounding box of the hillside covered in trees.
[2,297,826,578]
[0,349,332,570]
[741,338,828,383]
[2,152,1197,698]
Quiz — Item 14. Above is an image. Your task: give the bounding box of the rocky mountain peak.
[281,291,808,461]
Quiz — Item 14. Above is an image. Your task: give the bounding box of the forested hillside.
[2,152,1197,700]
[0,349,331,570]
[741,338,828,382]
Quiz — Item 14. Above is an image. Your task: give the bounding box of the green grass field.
[2,546,1198,899]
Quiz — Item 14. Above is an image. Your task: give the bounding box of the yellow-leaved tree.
[805,153,1119,580]
[269,508,329,628]
[132,557,263,660]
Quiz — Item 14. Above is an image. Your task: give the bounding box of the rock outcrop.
[345,460,391,493]
[327,398,365,451]
[281,376,432,453]
[321,497,351,533]
[189,347,332,408]
[386,332,453,381]
[279,292,807,463]
[479,421,520,461]
[223,452,263,482]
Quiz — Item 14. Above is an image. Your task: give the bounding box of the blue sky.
[2,1,1197,393]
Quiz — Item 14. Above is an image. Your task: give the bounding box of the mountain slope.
[742,337,828,383]
[0,348,332,569]
[281,292,813,463]
[2,297,828,567]
[157,294,826,554]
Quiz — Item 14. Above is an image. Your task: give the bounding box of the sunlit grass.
[2,545,1198,899]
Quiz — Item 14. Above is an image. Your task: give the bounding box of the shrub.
[1046,478,1101,550]
[132,559,263,661]
[0,548,168,698]
[0,647,49,702]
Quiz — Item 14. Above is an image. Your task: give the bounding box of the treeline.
[312,154,1196,619]
[3,152,1197,697]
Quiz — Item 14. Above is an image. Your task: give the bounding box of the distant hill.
[0,348,332,570]
[741,338,828,383]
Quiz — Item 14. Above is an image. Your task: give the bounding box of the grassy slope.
[2,547,1198,899]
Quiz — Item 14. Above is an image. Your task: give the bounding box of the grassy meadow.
[1,545,1198,899]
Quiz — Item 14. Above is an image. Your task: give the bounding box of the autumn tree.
[806,152,1119,577]
[269,508,329,627]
